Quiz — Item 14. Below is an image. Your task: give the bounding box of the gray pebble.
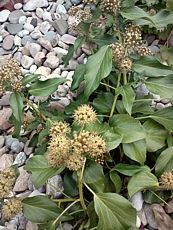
[5,135,18,148]
[6,23,23,35]
[46,175,64,198]
[0,136,5,148]
[9,10,24,24]
[13,152,27,166]
[11,140,24,153]
[52,19,68,35]
[31,18,37,27]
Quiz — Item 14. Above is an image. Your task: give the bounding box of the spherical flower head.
[0,59,21,82]
[65,153,85,171]
[124,24,142,48]
[0,168,16,199]
[73,104,97,125]
[49,121,71,137]
[159,172,173,190]
[135,46,152,56]
[100,0,121,13]
[71,130,91,155]
[12,80,23,92]
[2,198,22,220]
[47,135,70,167]
[110,43,125,62]
[82,0,97,4]
[119,57,132,72]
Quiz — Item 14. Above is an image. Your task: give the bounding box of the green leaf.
[145,75,173,99]
[110,114,146,143]
[9,92,24,122]
[25,155,64,188]
[63,172,79,197]
[93,92,114,114]
[94,193,136,230]
[115,163,150,176]
[102,128,123,151]
[109,171,122,193]
[128,171,159,197]
[167,0,173,11]
[132,56,173,77]
[123,139,146,165]
[23,195,72,223]
[94,34,117,46]
[155,147,173,176]
[21,74,39,85]
[29,78,66,96]
[149,107,173,131]
[84,45,112,98]
[119,85,135,115]
[144,120,168,152]
[71,64,86,91]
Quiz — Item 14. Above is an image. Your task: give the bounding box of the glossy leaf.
[71,64,86,91]
[155,147,173,176]
[94,193,136,230]
[84,45,112,98]
[25,155,64,188]
[102,128,123,150]
[109,171,122,193]
[115,164,150,176]
[110,114,146,143]
[144,120,168,152]
[132,56,173,77]
[128,171,159,197]
[29,78,66,96]
[123,139,146,165]
[21,74,39,85]
[119,85,135,115]
[9,92,24,122]
[93,92,114,114]
[23,195,72,223]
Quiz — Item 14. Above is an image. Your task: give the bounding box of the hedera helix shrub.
[1,0,173,229]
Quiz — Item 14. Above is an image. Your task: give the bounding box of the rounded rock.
[0,136,5,148]
[0,9,10,23]
[11,140,24,153]
[14,35,22,46]
[19,15,27,24]
[42,11,52,21]
[44,55,59,69]
[21,55,34,69]
[14,3,23,10]
[56,4,67,14]
[2,35,14,50]
[39,21,51,34]
[34,52,45,66]
[29,43,42,58]
[18,30,30,38]
[36,7,44,19]
[24,23,35,32]
[9,10,24,24]
[13,152,27,166]
[23,0,49,11]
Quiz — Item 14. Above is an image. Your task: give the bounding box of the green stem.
[52,199,80,226]
[123,72,127,85]
[84,182,95,196]
[52,198,77,203]
[100,82,116,90]
[78,158,87,211]
[109,73,121,118]
[102,79,110,92]
[150,190,173,211]
[135,116,150,120]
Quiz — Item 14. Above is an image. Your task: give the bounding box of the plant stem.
[78,158,87,211]
[109,73,121,118]
[100,82,116,90]
[52,198,77,203]
[102,79,110,92]
[135,116,150,120]
[123,72,127,85]
[52,199,80,226]
[150,190,173,211]
[84,182,95,196]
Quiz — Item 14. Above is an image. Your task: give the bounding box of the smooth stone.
[35,8,44,19]
[6,23,23,35]
[64,0,72,10]
[66,71,74,87]
[44,55,59,69]
[29,64,37,73]
[0,9,10,23]
[131,192,144,211]
[13,152,27,166]
[26,221,38,230]
[0,92,11,106]
[77,53,85,64]
[61,34,76,44]
[19,15,27,24]
[9,10,24,24]
[2,35,14,50]
[71,0,81,4]
[0,154,13,170]
[30,30,42,39]
[21,45,30,56]
[39,21,51,34]
[34,51,46,66]
[160,99,170,104]
[0,107,12,130]
[44,31,56,42]
[52,19,68,35]
[24,23,35,32]
[42,11,52,21]
[14,35,22,46]
[57,223,72,230]
[0,35,3,42]
[0,146,8,157]
[13,51,23,63]
[58,97,70,106]
[144,204,158,229]
[31,18,37,27]
[156,103,165,109]
[35,66,51,77]
[53,47,68,58]
[29,43,42,58]
[21,55,34,69]
[5,135,18,148]
[23,0,49,11]
[0,136,5,148]
[46,175,63,198]
[38,37,52,51]
[14,3,23,10]
[18,29,30,38]
[57,85,68,97]
[58,40,69,49]
[13,167,30,192]
[56,4,67,14]
[11,140,24,153]
[24,140,34,156]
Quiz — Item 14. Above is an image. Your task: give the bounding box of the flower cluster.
[124,24,142,48]
[47,105,108,171]
[2,198,23,220]
[0,168,16,199]
[0,59,22,93]
[100,0,121,13]
[159,172,173,190]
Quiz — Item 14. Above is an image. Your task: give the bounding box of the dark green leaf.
[155,146,173,176]
[123,139,146,165]
[128,171,159,197]
[110,114,146,143]
[102,128,123,150]
[94,34,117,46]
[132,56,173,77]
[25,155,64,188]
[144,120,168,152]
[109,171,122,193]
[9,92,24,122]
[115,163,150,176]
[119,85,135,115]
[63,172,79,197]
[93,92,114,114]
[84,45,112,98]
[29,78,66,96]
[94,193,136,230]
[21,74,39,85]
[23,195,72,223]
[71,64,86,91]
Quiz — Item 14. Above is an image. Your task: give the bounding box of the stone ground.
[0,0,173,229]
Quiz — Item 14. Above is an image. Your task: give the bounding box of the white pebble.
[0,35,3,42]
[30,65,37,73]
[39,21,51,34]
[42,11,52,21]
[19,15,27,24]
[14,35,22,46]
[24,23,35,32]
[14,3,23,10]
[36,8,44,19]
[18,30,29,38]
[56,4,67,14]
